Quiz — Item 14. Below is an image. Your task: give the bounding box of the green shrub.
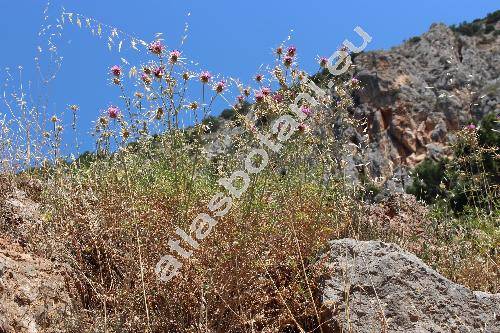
[408,36,421,44]
[220,108,235,120]
[407,158,447,203]
[408,114,499,213]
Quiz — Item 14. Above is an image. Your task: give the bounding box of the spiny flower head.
[273,93,283,103]
[261,87,271,96]
[153,66,164,78]
[107,106,120,119]
[110,65,122,77]
[148,40,164,55]
[182,72,190,80]
[275,45,283,55]
[466,124,476,130]
[283,55,293,67]
[199,71,212,84]
[214,80,226,94]
[319,57,329,68]
[287,45,297,57]
[237,95,245,103]
[169,50,181,64]
[189,101,198,110]
[255,74,263,82]
[255,91,265,103]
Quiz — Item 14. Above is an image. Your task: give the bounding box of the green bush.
[408,114,499,213]
[220,108,235,120]
[407,158,447,203]
[408,36,421,44]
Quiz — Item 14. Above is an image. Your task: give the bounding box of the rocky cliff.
[351,12,499,185]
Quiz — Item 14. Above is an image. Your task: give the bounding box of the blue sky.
[0,1,498,154]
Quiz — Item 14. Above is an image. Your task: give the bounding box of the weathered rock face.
[0,238,77,333]
[352,17,499,184]
[320,239,500,332]
[0,179,78,333]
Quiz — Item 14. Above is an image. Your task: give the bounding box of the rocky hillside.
[351,11,499,185]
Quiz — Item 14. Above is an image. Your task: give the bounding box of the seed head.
[156,107,164,119]
[142,74,152,85]
[189,102,198,110]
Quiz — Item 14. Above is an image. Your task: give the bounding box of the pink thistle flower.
[255,91,265,103]
[261,87,272,96]
[169,50,181,64]
[283,55,293,67]
[276,46,283,55]
[301,106,312,116]
[466,124,476,130]
[287,45,297,57]
[153,66,164,79]
[237,95,245,103]
[273,93,283,103]
[214,80,226,94]
[351,77,360,85]
[255,74,263,82]
[319,57,329,68]
[199,71,212,84]
[110,65,121,77]
[107,106,120,119]
[148,40,164,55]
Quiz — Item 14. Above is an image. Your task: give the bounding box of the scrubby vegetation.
[1,9,498,332]
[451,10,499,36]
[407,114,499,292]
[3,27,370,330]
